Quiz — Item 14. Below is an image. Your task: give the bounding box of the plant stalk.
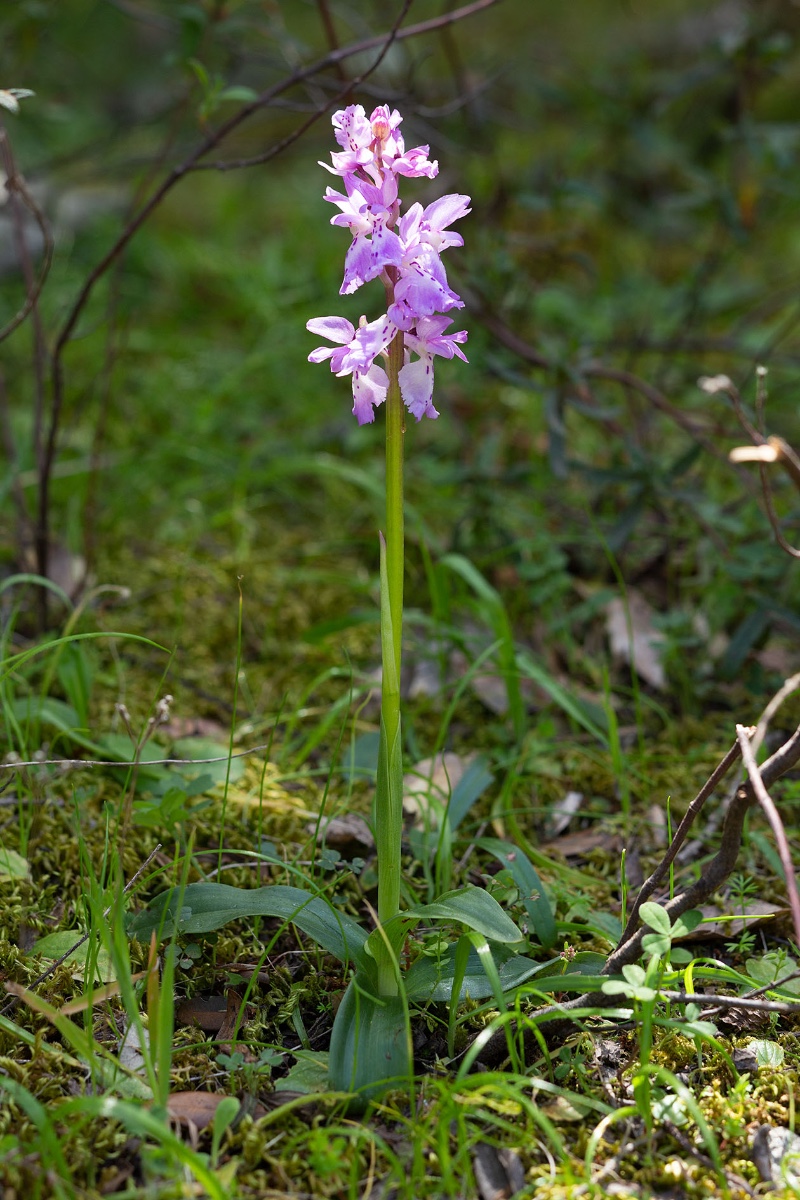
[375,329,405,995]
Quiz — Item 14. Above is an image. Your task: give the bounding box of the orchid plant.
[134,104,556,1102]
[306,103,472,996]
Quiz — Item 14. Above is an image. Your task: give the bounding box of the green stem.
[385,332,405,685]
[375,330,405,995]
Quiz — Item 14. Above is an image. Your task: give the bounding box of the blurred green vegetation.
[2,3,799,710]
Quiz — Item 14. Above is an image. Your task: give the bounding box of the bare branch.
[0,127,54,345]
[41,0,498,585]
[473,720,800,1066]
[736,722,800,947]
[618,737,745,946]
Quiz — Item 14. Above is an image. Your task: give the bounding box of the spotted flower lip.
[307,102,469,424]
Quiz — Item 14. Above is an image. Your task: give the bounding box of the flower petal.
[352,364,389,424]
[399,356,439,421]
[306,316,356,343]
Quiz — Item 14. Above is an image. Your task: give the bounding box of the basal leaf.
[477,837,556,948]
[446,756,494,833]
[130,883,368,971]
[409,885,522,944]
[328,975,411,1105]
[405,941,557,1002]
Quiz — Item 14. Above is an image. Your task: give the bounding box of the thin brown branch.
[722,371,800,558]
[0,128,54,345]
[619,738,745,946]
[0,742,278,771]
[315,0,352,98]
[41,0,498,584]
[0,371,33,544]
[660,990,800,1016]
[736,722,800,947]
[473,721,800,1067]
[469,297,742,472]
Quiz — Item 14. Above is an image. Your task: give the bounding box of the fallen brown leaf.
[605,590,666,691]
[167,1091,236,1131]
[542,829,622,859]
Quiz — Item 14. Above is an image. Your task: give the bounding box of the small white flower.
[0,88,35,115]
[698,374,733,394]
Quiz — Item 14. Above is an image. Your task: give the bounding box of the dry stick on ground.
[618,737,746,946]
[659,991,800,1017]
[474,721,800,1067]
[736,722,800,946]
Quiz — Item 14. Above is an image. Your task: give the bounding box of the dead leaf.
[167,1091,236,1131]
[542,829,622,859]
[310,813,374,857]
[605,590,666,690]
[217,988,256,1058]
[118,1020,147,1073]
[59,970,147,1015]
[546,790,584,839]
[645,803,668,849]
[752,1126,800,1188]
[403,752,473,822]
[472,1142,526,1199]
[176,994,229,1033]
[160,716,227,741]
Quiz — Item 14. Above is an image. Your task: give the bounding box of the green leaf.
[7,696,80,734]
[219,85,259,103]
[601,979,633,997]
[171,737,245,785]
[31,931,115,982]
[622,963,647,987]
[670,909,703,938]
[745,953,800,995]
[440,554,525,741]
[640,901,671,935]
[527,972,610,994]
[275,1050,331,1094]
[449,933,515,1064]
[129,883,369,971]
[405,942,557,1002]
[477,837,556,948]
[516,649,609,746]
[446,757,494,833]
[0,846,30,881]
[750,1039,785,1068]
[409,886,522,944]
[641,931,671,958]
[328,976,411,1105]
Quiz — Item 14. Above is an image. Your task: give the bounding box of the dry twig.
[474,721,800,1067]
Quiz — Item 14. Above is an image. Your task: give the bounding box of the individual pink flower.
[320,104,438,182]
[398,316,468,420]
[388,245,464,330]
[306,314,395,424]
